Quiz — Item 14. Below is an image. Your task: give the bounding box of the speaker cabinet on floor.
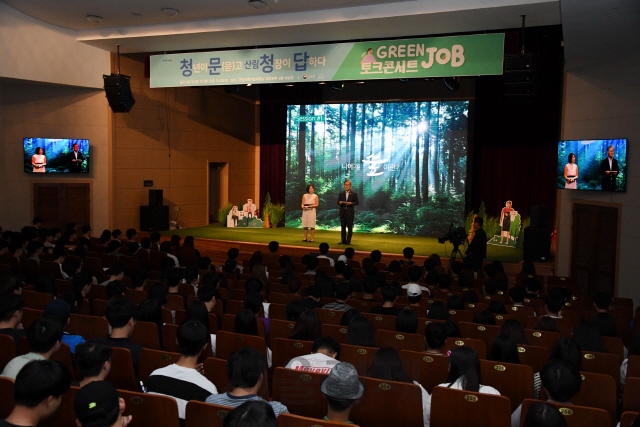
[523,227,551,262]
[140,206,169,232]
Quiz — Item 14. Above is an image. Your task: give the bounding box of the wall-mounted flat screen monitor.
[24,138,90,173]
[557,139,627,192]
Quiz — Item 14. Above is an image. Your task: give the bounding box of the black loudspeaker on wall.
[529,205,549,229]
[103,74,135,113]
[149,189,163,207]
[140,206,169,232]
[523,227,551,262]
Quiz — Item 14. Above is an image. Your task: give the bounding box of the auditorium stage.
[161,225,524,264]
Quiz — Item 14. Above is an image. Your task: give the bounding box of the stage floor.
[162,224,523,263]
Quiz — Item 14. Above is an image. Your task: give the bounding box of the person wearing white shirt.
[285,337,340,374]
[316,242,335,267]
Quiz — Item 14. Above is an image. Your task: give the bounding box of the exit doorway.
[209,163,226,224]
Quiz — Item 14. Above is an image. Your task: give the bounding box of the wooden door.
[34,183,90,229]
[571,203,618,297]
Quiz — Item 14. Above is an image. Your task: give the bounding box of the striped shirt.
[146,364,218,419]
[205,393,288,417]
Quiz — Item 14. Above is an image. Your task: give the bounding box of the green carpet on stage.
[162,225,523,263]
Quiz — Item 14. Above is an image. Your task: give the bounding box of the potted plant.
[218,202,233,226]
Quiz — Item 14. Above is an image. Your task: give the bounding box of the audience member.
[621,331,640,386]
[130,269,147,291]
[424,322,447,355]
[473,310,496,326]
[185,300,217,356]
[572,321,608,353]
[368,284,402,316]
[288,310,321,342]
[320,362,364,424]
[346,316,376,347]
[147,321,218,421]
[403,266,430,295]
[317,243,335,267]
[1,317,63,379]
[100,263,125,286]
[489,334,520,364]
[43,299,85,353]
[0,294,26,353]
[534,316,560,333]
[2,360,71,427]
[74,381,132,427]
[522,401,568,427]
[73,338,113,387]
[223,400,276,427]
[105,298,143,378]
[284,300,307,322]
[105,280,127,300]
[427,301,451,322]
[205,348,288,415]
[500,319,530,345]
[395,309,419,334]
[399,247,416,266]
[322,282,354,312]
[285,337,341,373]
[407,284,424,306]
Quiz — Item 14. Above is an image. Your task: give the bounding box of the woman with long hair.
[500,319,530,345]
[250,251,268,286]
[532,336,582,399]
[396,309,419,334]
[427,301,451,322]
[365,347,430,427]
[489,334,520,364]
[346,315,376,347]
[31,147,46,173]
[288,310,322,342]
[301,184,319,242]
[440,347,500,394]
[564,152,578,189]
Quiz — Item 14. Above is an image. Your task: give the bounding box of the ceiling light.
[286,84,294,87]
[246,84,252,87]
[355,81,365,85]
[249,0,267,9]
[86,15,103,24]
[162,8,179,17]
[318,82,326,85]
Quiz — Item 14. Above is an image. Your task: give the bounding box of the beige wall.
[0,80,110,231]
[556,57,640,306]
[112,55,259,229]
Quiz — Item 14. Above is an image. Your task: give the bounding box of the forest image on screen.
[285,101,469,236]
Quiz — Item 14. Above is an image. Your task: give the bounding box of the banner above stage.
[149,33,504,88]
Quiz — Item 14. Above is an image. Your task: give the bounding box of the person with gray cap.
[320,362,365,424]
[44,299,85,353]
[75,380,132,427]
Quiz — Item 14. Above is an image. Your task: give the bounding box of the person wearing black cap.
[100,264,125,286]
[1,360,71,427]
[320,362,365,424]
[43,299,85,354]
[75,381,132,427]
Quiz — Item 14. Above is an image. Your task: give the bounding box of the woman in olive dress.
[301,184,319,242]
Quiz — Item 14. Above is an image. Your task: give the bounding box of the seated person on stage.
[368,284,403,316]
[106,297,143,379]
[100,263,125,286]
[43,299,85,354]
[0,294,26,354]
[73,338,113,388]
[403,266,430,295]
[75,381,132,427]
[2,360,71,427]
[511,359,582,427]
[285,337,341,373]
[317,243,335,267]
[1,317,63,380]
[147,321,218,422]
[322,282,355,312]
[399,247,416,266]
[465,217,487,271]
[320,362,365,424]
[205,347,288,416]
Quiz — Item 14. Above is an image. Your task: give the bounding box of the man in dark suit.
[67,143,85,173]
[337,180,359,245]
[465,217,487,271]
[599,145,619,191]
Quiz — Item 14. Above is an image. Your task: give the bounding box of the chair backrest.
[361,312,396,332]
[313,308,344,325]
[215,330,267,361]
[162,324,179,352]
[623,377,640,413]
[0,335,17,367]
[339,344,378,375]
[0,377,15,419]
[39,386,79,427]
[519,398,611,427]
[374,329,424,353]
[185,401,233,427]
[272,367,328,420]
[220,314,266,338]
[430,386,512,427]
[350,376,423,427]
[458,322,501,351]
[581,351,620,383]
[39,260,64,280]
[109,347,140,391]
[130,321,161,350]
[92,298,109,317]
[277,413,361,427]
[166,294,186,311]
[178,282,195,297]
[526,316,573,337]
[149,250,168,272]
[269,292,302,305]
[21,307,44,329]
[448,309,474,324]
[627,355,640,380]
[321,324,349,344]
[177,246,198,268]
[524,329,561,350]
[269,303,288,320]
[126,288,148,305]
[68,313,109,339]
[400,350,449,393]
[517,345,550,374]
[620,412,640,427]
[272,338,314,368]
[22,290,53,310]
[600,335,625,363]
[442,337,487,360]
[560,371,616,425]
[270,319,297,342]
[351,299,382,313]
[480,360,534,412]
[87,284,109,301]
[118,389,180,427]
[139,348,180,384]
[121,255,141,275]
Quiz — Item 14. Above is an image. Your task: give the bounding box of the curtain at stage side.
[259,102,286,206]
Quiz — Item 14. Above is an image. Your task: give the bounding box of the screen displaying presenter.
[337,179,359,245]
[301,184,319,242]
[599,145,619,191]
[67,143,85,173]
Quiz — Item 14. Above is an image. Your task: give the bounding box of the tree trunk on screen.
[434,103,441,194]
[422,102,431,202]
[287,107,292,173]
[310,119,316,180]
[415,102,422,205]
[297,104,307,184]
[350,104,357,165]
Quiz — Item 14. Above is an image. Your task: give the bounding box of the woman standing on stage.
[499,200,514,244]
[564,152,578,189]
[301,184,319,242]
